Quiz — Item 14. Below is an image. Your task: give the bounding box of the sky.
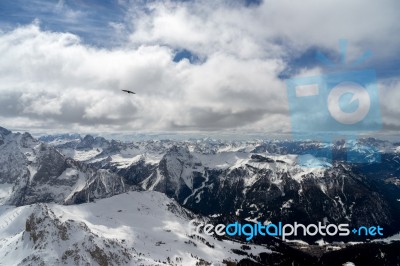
[0,0,399,135]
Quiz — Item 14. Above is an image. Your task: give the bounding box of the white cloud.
[0,0,399,134]
[0,23,288,133]
[128,0,400,61]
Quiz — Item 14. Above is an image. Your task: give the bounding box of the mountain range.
[1,126,400,265]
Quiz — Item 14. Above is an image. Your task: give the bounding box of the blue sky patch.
[173,49,203,64]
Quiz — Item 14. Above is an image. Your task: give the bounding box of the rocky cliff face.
[140,146,205,202]
[0,127,126,206]
[106,144,398,240]
[22,204,132,265]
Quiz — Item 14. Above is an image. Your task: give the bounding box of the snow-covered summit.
[0,191,272,265]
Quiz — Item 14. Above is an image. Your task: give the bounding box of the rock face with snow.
[185,156,392,228]
[0,191,287,266]
[22,204,132,265]
[0,128,126,206]
[141,146,205,202]
[110,146,396,240]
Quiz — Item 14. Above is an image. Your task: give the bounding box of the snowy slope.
[0,191,272,265]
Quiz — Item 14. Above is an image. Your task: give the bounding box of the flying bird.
[122,90,136,94]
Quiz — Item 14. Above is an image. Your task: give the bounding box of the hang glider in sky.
[122,90,136,94]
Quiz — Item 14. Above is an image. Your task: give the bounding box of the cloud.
[0,0,399,134]
[379,80,400,131]
[128,0,400,64]
[0,23,288,133]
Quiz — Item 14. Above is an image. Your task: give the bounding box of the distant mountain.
[0,127,126,206]
[38,133,81,143]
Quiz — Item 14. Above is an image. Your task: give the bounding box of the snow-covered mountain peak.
[1,203,132,265]
[0,127,127,206]
[0,191,273,265]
